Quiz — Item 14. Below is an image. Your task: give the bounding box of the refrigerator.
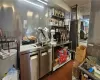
[39,48,50,78]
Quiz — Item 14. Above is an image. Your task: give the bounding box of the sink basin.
[20,44,39,52]
[31,44,42,48]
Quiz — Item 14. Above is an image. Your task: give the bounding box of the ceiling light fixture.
[44,0,48,2]
[2,4,9,8]
[19,0,44,9]
[37,0,47,5]
[27,11,33,17]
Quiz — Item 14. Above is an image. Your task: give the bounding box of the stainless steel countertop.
[20,44,50,53]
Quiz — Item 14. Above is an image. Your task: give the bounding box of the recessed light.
[27,11,33,17]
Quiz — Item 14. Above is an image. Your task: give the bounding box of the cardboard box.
[75,45,86,63]
[73,45,86,79]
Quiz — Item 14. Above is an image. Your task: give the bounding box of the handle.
[41,52,48,56]
[30,55,38,60]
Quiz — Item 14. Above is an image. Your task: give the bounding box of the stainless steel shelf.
[53,58,71,71]
[52,41,72,47]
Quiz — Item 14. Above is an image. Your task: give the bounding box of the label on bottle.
[52,8,55,16]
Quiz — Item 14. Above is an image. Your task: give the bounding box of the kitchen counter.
[20,44,39,52]
[20,44,50,54]
[20,44,52,80]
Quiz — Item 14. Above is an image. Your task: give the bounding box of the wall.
[87,0,100,58]
[88,0,100,44]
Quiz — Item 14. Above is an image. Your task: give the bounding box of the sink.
[31,44,42,48]
[20,44,39,52]
[20,42,49,52]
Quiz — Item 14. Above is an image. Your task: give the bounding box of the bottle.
[55,9,58,17]
[62,21,65,27]
[61,11,62,18]
[49,19,53,26]
[59,21,62,27]
[54,9,56,16]
[52,8,55,16]
[58,11,60,17]
[62,12,65,18]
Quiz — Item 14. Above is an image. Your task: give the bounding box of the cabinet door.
[40,51,50,78]
[20,53,31,80]
[30,55,39,80]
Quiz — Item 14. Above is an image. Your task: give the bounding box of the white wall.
[51,0,71,12]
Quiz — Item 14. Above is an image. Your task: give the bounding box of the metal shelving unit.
[52,41,72,72]
[52,41,72,47]
[53,57,71,71]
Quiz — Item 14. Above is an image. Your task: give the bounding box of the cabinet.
[20,51,39,80]
[20,47,51,80]
[30,53,39,80]
[20,53,31,80]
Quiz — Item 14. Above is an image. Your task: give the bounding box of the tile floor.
[42,61,73,80]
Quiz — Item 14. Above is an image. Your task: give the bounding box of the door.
[40,49,50,78]
[30,53,39,80]
[20,53,31,80]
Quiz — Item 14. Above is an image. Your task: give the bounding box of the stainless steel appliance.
[30,51,39,80]
[40,48,50,78]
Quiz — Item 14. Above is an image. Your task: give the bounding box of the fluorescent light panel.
[37,0,47,5]
[19,0,44,9]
